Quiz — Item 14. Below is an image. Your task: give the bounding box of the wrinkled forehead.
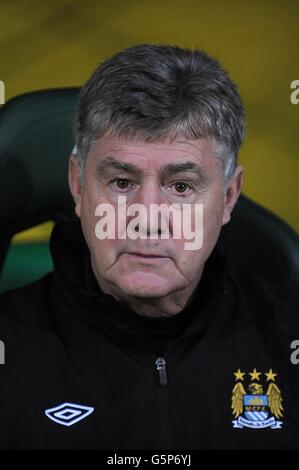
[87,135,220,175]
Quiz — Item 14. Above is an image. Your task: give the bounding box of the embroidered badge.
[231,368,283,429]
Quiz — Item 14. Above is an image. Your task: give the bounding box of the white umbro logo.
[45,402,94,426]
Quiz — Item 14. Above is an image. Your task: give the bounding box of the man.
[0,44,298,450]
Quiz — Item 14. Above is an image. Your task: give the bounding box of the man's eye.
[111,178,131,190]
[173,182,192,193]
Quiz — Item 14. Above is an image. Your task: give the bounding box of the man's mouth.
[124,252,167,262]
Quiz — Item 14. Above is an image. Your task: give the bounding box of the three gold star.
[234,368,278,382]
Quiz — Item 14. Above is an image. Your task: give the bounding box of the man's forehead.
[89,135,218,170]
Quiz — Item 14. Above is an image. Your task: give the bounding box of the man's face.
[69,135,242,302]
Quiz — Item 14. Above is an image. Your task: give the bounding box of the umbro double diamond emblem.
[45,402,94,426]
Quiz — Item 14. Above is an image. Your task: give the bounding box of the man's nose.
[129,180,170,238]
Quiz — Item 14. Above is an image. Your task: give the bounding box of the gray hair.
[74,44,245,186]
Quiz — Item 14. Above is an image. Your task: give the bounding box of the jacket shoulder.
[0,273,54,353]
[227,270,299,337]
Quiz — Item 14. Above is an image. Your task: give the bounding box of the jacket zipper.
[155,357,168,386]
[154,356,173,448]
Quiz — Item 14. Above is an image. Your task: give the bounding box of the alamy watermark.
[290,340,299,365]
[94,196,203,250]
[0,80,5,105]
[290,80,299,105]
[0,340,5,365]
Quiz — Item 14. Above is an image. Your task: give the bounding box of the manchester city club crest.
[231,368,283,429]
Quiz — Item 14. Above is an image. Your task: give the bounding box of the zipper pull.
[155,357,168,387]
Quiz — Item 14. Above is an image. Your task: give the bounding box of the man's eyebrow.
[95,157,140,175]
[162,161,203,174]
[162,161,209,184]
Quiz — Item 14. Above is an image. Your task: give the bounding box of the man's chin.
[115,272,174,299]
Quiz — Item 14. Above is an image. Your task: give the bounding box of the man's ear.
[222,165,244,226]
[68,155,83,218]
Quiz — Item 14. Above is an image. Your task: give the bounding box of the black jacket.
[0,221,298,450]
